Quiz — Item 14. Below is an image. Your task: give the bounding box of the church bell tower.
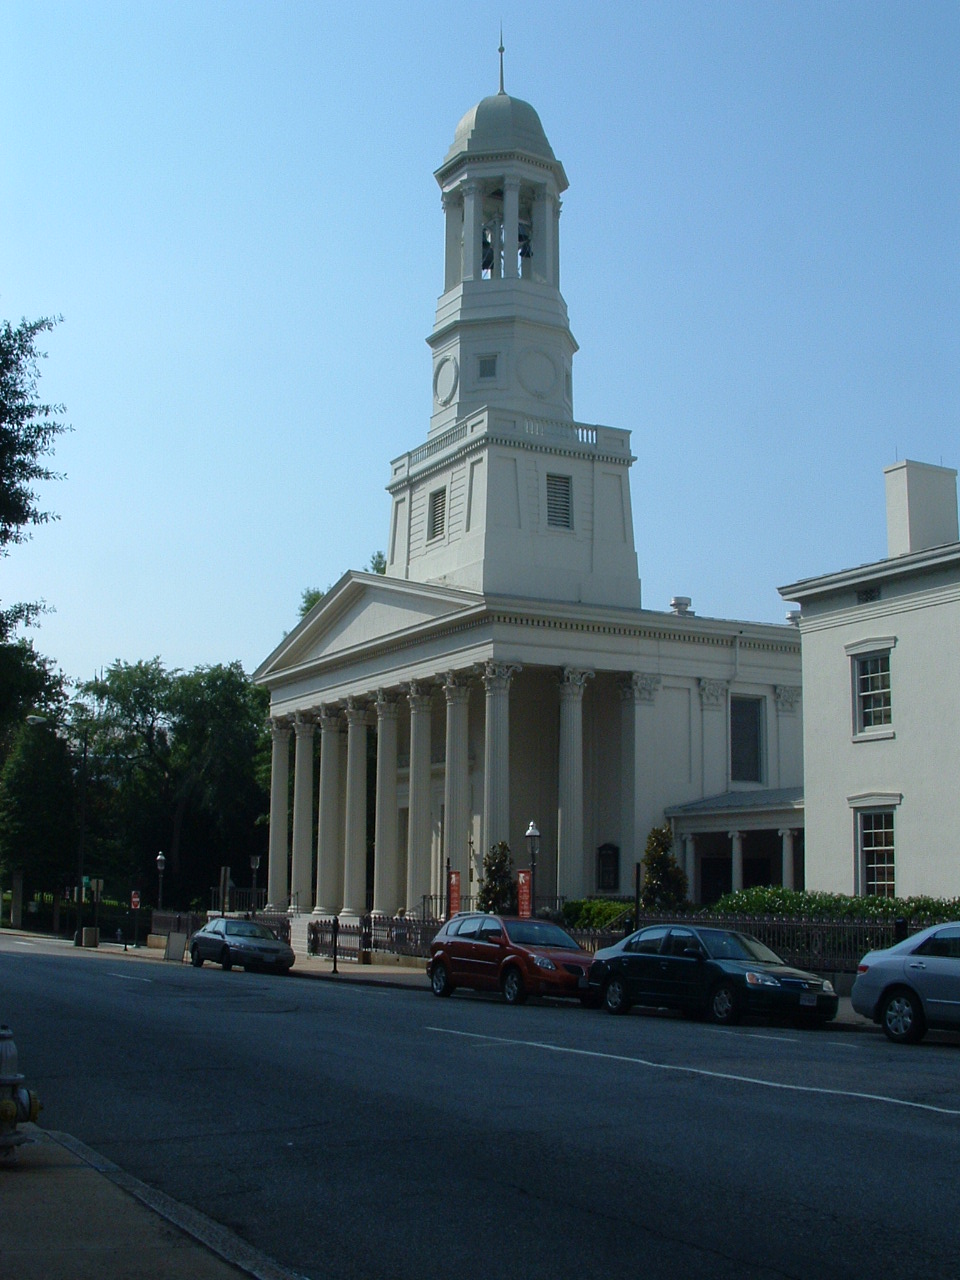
[386,64,640,610]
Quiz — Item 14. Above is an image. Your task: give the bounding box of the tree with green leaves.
[0,720,75,898]
[0,315,69,639]
[72,659,270,908]
[639,824,687,910]
[477,841,518,914]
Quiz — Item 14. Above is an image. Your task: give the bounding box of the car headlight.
[822,979,835,995]
[745,971,781,987]
[533,956,557,971]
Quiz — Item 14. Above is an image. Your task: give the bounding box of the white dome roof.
[442,92,558,170]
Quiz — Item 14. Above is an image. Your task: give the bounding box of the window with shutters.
[546,474,572,529]
[428,488,446,541]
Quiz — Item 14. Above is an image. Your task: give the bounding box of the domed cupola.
[438,93,567,189]
[427,63,577,437]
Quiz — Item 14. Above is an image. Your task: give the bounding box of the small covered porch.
[666,788,805,906]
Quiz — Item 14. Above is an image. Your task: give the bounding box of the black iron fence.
[302,910,919,974]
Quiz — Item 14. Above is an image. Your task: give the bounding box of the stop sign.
[131,891,141,909]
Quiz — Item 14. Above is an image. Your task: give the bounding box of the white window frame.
[857,808,896,898]
[848,792,901,897]
[845,637,896,740]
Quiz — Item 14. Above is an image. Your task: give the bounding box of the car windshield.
[225,921,278,940]
[696,929,783,965]
[503,920,580,950]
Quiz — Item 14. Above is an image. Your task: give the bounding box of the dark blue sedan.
[586,924,837,1026]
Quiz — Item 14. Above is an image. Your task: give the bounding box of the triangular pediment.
[254,571,484,683]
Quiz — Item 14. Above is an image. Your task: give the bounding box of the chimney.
[884,460,958,557]
[670,596,693,616]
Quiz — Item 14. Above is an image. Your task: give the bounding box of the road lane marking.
[710,1029,799,1043]
[108,972,153,983]
[426,1027,960,1117]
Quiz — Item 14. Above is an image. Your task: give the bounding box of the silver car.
[189,917,295,974]
[851,922,960,1043]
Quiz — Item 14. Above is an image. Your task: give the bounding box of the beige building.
[254,81,804,933]
[781,460,960,899]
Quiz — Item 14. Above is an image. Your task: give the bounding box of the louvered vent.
[546,474,572,529]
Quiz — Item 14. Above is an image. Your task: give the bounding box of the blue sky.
[3,1,958,683]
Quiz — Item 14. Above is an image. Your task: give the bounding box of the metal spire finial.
[498,25,505,94]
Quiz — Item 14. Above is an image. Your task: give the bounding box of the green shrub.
[711,886,960,923]
[561,898,633,930]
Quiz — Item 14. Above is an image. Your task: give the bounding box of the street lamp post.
[250,854,260,916]
[156,851,166,912]
[525,821,540,917]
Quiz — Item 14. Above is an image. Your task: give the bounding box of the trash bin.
[81,926,99,948]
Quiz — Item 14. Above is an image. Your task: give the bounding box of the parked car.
[427,913,592,1004]
[586,923,838,1025]
[852,922,960,1043]
[189,917,295,974]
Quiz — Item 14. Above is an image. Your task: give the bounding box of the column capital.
[443,670,472,704]
[699,678,728,708]
[293,711,316,737]
[619,672,661,704]
[727,829,742,842]
[775,685,802,714]
[375,689,400,721]
[559,667,594,699]
[344,696,368,727]
[482,660,521,693]
[269,716,292,740]
[777,827,797,839]
[318,705,341,732]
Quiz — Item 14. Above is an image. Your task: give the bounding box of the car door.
[618,926,670,1002]
[474,917,507,989]
[907,926,960,1026]
[657,928,707,1010]
[446,915,482,983]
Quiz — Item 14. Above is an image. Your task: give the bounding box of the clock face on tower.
[434,354,460,406]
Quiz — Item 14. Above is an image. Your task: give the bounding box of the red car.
[427,913,592,1004]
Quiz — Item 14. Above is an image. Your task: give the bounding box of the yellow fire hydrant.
[0,1025,41,1158]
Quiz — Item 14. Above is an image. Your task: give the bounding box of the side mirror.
[683,947,704,962]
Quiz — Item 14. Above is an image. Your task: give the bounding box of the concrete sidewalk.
[0,931,871,1280]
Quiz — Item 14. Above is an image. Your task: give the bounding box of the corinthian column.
[266,719,292,911]
[315,709,342,914]
[342,698,368,917]
[290,713,316,914]
[443,672,471,889]
[482,661,520,857]
[405,683,433,915]
[557,668,593,900]
[373,691,400,915]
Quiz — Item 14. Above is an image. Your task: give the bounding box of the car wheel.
[708,981,740,1025]
[220,948,232,972]
[190,946,203,968]
[502,968,527,1005]
[881,988,925,1044]
[431,961,453,997]
[603,975,631,1015]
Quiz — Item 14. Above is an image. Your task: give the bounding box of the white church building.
[254,78,804,923]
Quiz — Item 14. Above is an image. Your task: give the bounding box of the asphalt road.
[3,935,960,1280]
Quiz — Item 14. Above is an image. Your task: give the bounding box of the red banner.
[130,891,141,910]
[448,870,461,916]
[517,870,531,918]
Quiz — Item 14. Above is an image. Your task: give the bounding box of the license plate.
[800,992,817,1007]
